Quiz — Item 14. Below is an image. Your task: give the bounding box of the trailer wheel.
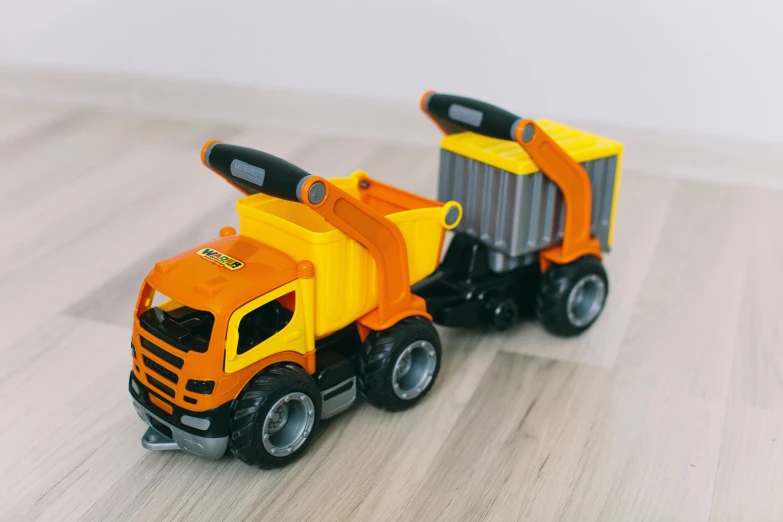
[359,317,441,412]
[484,294,518,332]
[536,255,608,337]
[229,363,321,469]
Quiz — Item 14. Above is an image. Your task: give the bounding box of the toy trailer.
[129,142,461,468]
[413,93,623,336]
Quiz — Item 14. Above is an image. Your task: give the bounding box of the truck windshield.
[138,289,214,353]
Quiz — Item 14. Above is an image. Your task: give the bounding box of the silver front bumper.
[132,399,228,460]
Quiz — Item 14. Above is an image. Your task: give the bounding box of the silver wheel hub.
[392,340,437,400]
[262,392,315,457]
[266,403,289,434]
[566,274,606,327]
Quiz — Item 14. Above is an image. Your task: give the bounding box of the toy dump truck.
[129,141,461,468]
[414,93,623,336]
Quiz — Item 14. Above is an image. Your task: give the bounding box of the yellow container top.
[440,120,623,175]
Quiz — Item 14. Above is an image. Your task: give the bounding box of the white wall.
[1,0,781,143]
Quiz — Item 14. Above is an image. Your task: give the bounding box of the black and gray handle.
[203,142,326,204]
[422,92,532,142]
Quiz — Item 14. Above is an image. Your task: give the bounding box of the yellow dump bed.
[237,172,456,338]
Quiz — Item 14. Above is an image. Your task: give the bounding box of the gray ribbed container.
[438,150,618,271]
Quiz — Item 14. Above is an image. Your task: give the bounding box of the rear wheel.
[359,316,441,411]
[229,363,321,469]
[536,255,608,337]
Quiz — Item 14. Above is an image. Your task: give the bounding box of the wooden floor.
[1,98,782,522]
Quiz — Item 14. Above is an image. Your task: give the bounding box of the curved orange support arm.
[299,177,427,331]
[513,121,601,269]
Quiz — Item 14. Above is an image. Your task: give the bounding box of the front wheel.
[229,363,321,469]
[536,255,608,337]
[359,316,442,412]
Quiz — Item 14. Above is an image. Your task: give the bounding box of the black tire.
[359,316,442,412]
[229,363,321,469]
[536,255,608,337]
[484,294,518,331]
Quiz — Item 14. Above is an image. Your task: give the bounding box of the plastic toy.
[413,92,623,335]
[129,141,461,468]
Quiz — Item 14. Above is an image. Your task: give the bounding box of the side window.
[236,291,295,355]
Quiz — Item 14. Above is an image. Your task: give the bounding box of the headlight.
[181,415,210,431]
[186,379,215,394]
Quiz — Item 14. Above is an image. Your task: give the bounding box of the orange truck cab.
[129,142,461,468]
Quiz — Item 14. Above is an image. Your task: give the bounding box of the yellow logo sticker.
[196,248,244,270]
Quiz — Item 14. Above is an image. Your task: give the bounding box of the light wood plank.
[0,317,147,521]
[0,102,73,146]
[730,188,783,410]
[64,201,239,327]
[0,110,243,217]
[0,147,236,354]
[395,352,723,522]
[709,405,783,522]
[0,147,192,275]
[612,181,753,401]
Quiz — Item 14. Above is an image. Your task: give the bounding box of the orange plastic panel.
[353,171,439,215]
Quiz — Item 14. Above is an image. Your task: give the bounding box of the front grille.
[146,374,175,398]
[140,336,184,369]
[143,355,179,384]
